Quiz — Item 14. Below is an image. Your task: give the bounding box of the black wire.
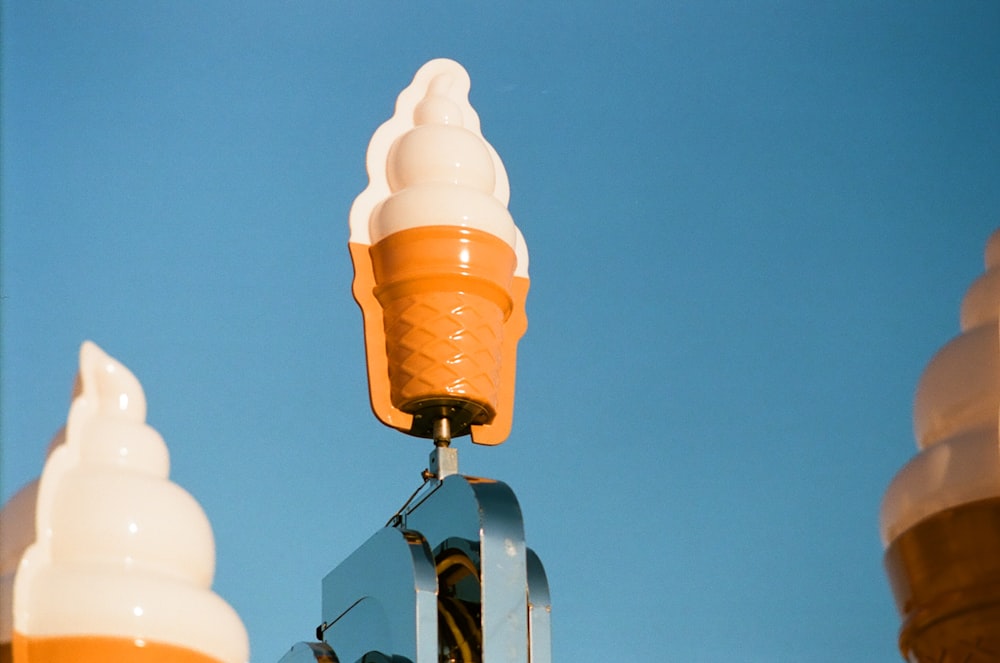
[384,476,432,527]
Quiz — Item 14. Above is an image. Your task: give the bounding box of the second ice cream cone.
[11,342,249,663]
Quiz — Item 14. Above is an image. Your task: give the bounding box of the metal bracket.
[310,474,550,663]
[428,445,459,480]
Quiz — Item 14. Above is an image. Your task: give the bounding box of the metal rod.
[433,417,452,447]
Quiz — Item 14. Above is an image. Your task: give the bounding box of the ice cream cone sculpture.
[880,228,1000,660]
[11,341,249,663]
[349,58,529,445]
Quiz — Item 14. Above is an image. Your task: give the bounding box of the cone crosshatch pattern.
[384,290,504,418]
[348,58,529,445]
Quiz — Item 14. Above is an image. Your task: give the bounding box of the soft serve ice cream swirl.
[12,341,248,663]
[369,72,518,248]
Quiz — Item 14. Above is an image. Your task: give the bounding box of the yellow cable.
[439,597,475,662]
[436,550,483,662]
[436,550,479,583]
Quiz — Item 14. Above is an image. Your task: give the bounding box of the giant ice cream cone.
[880,228,1000,661]
[349,59,529,444]
[11,342,249,663]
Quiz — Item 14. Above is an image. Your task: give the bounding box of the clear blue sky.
[2,3,998,661]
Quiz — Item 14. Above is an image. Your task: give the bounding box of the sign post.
[279,59,549,663]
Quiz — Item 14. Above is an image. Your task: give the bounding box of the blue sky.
[2,3,999,661]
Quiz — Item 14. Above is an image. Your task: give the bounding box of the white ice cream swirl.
[13,341,248,662]
[370,72,518,248]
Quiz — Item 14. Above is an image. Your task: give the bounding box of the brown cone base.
[885,497,1000,661]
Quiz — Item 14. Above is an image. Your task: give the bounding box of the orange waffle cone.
[370,225,516,428]
[381,289,503,417]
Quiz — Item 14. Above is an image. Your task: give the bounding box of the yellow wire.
[436,550,482,662]
[437,552,479,584]
[439,597,475,662]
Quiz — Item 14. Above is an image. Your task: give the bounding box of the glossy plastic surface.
[349,58,529,445]
[12,341,248,663]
